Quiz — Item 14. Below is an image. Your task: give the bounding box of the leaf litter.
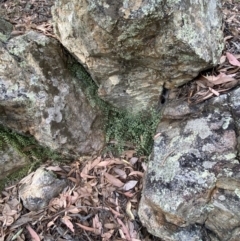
[168,0,240,104]
[0,152,152,241]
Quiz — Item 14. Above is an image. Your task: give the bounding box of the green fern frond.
[68,58,161,156]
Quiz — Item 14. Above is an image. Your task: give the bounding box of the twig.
[160,150,174,166]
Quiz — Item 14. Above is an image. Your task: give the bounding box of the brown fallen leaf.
[26,225,41,241]
[102,230,114,241]
[130,157,138,165]
[226,52,240,67]
[122,180,138,191]
[62,215,74,233]
[104,223,118,229]
[117,218,131,241]
[76,222,101,234]
[113,167,127,179]
[208,87,220,96]
[90,156,101,169]
[129,171,144,177]
[126,201,134,220]
[104,173,124,187]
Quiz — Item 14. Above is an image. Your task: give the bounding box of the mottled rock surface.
[52,0,223,113]
[19,167,67,211]
[139,87,240,241]
[0,18,12,43]
[0,31,105,156]
[0,143,27,180]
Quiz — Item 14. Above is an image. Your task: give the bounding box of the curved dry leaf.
[67,205,79,214]
[104,223,117,229]
[102,230,114,241]
[90,156,101,169]
[226,52,240,67]
[81,162,91,178]
[0,215,14,226]
[117,218,131,241]
[122,180,138,191]
[113,168,127,179]
[2,204,18,216]
[104,173,124,187]
[209,87,220,96]
[46,166,63,172]
[96,160,112,167]
[196,80,208,88]
[224,36,233,42]
[26,225,41,241]
[47,220,55,228]
[62,215,74,233]
[219,55,227,64]
[109,207,124,217]
[126,201,134,220]
[129,171,144,177]
[130,157,138,165]
[76,222,101,234]
[141,162,147,171]
[122,191,135,197]
[93,214,102,232]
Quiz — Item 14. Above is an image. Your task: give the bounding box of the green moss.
[69,60,160,155]
[0,164,32,191]
[0,125,61,162]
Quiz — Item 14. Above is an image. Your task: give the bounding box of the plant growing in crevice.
[69,62,160,155]
[0,125,61,162]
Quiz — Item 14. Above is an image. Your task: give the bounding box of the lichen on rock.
[139,88,240,240]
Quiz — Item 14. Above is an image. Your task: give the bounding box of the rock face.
[139,87,240,241]
[0,143,28,180]
[52,0,223,113]
[0,31,105,156]
[19,167,67,211]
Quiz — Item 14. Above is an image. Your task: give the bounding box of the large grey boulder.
[0,31,105,156]
[139,87,240,241]
[52,0,223,113]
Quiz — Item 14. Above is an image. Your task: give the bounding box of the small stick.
[160,150,174,167]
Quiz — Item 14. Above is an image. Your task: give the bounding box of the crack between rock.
[226,92,240,163]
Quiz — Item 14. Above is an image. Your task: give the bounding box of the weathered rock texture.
[19,167,67,211]
[139,87,240,241]
[52,0,223,113]
[0,143,28,180]
[0,18,12,43]
[0,31,105,156]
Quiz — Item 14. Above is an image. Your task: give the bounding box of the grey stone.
[0,31,105,157]
[19,167,67,211]
[52,0,223,113]
[139,87,240,240]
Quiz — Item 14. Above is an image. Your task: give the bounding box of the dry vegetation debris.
[0,152,160,241]
[178,0,240,104]
[0,0,55,37]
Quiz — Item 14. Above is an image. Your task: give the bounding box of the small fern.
[69,59,160,155]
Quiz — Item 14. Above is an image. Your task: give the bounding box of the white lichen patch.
[184,118,212,139]
[234,189,240,199]
[222,115,232,130]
